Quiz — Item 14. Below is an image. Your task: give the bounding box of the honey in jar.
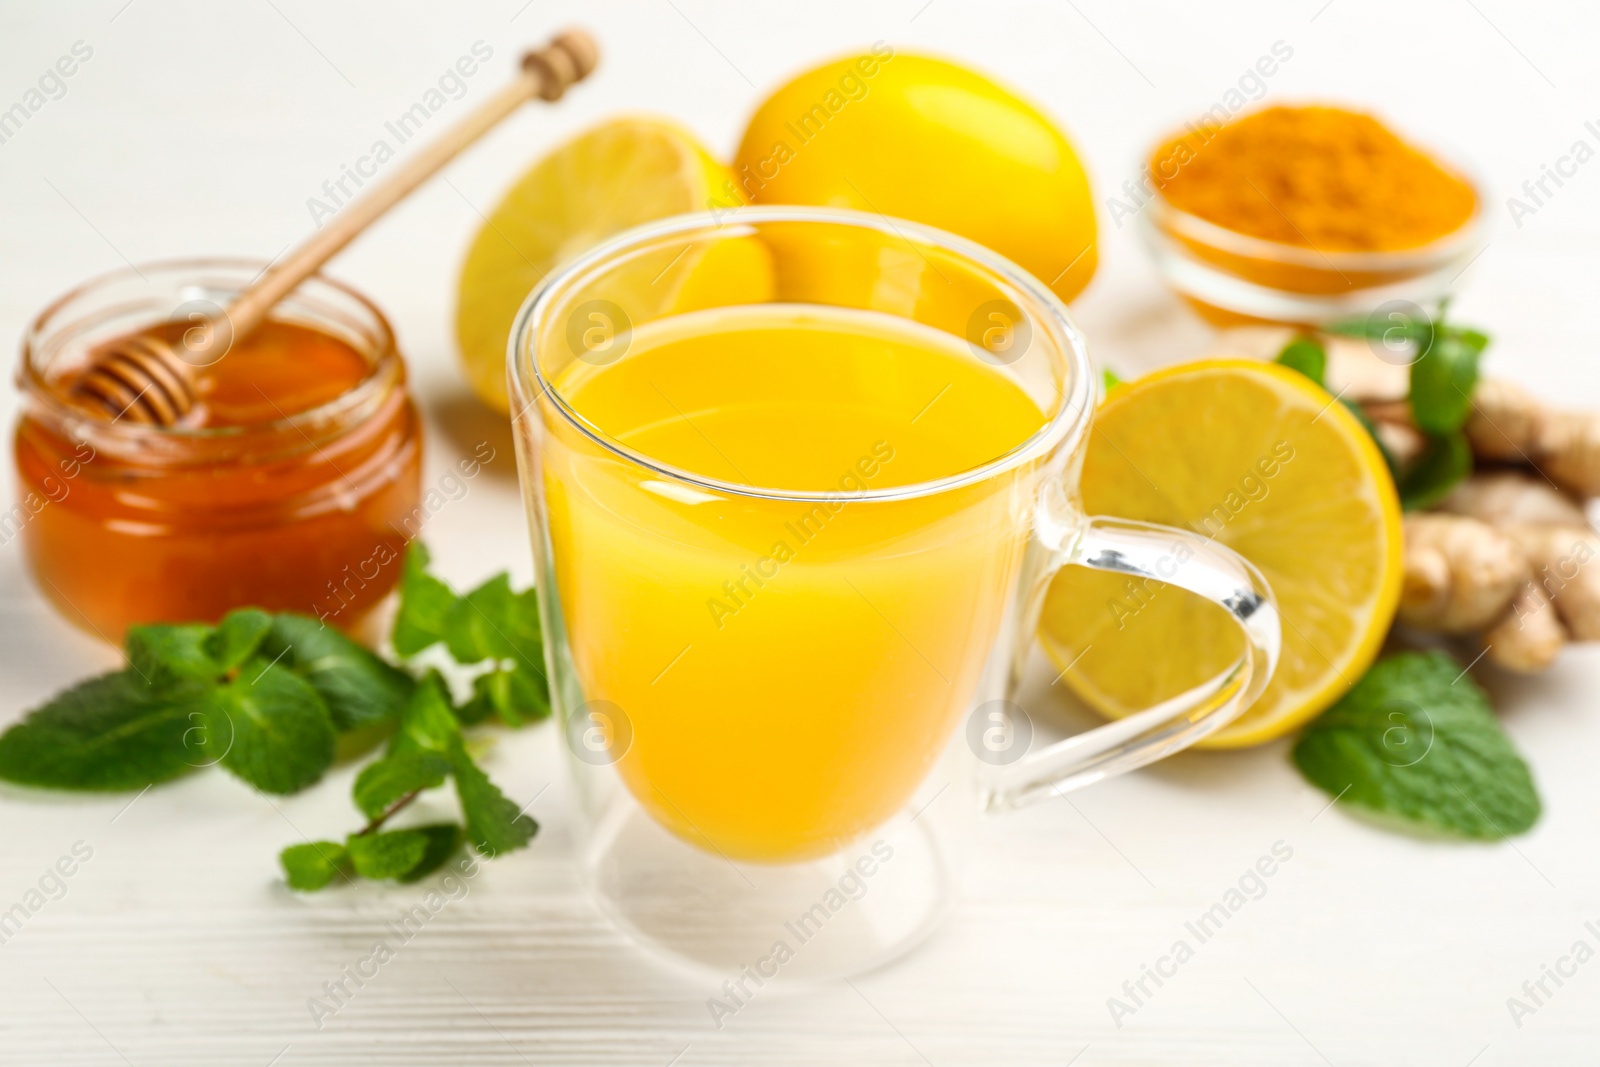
[13,260,423,641]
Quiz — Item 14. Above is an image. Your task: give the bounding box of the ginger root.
[1207,325,1600,671]
[1360,375,1600,498]
[1482,581,1566,672]
[1465,378,1600,497]
[1505,523,1600,642]
[1439,469,1588,527]
[1439,470,1599,639]
[1371,415,1428,471]
[1372,378,1600,671]
[1400,472,1598,671]
[1214,326,1600,496]
[1399,513,1529,633]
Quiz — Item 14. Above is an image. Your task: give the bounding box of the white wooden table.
[4,2,1598,1063]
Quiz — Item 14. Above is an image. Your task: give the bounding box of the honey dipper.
[71,29,599,426]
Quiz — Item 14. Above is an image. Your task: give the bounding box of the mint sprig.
[0,542,549,892]
[258,613,413,733]
[392,543,458,657]
[280,841,350,891]
[279,542,549,890]
[286,673,538,888]
[392,673,538,854]
[206,608,275,671]
[127,622,228,686]
[1284,306,1490,509]
[389,674,538,856]
[0,672,207,791]
[1274,334,1327,385]
[1408,324,1487,436]
[1292,650,1541,839]
[394,823,464,883]
[352,750,452,821]
[1272,334,1399,479]
[451,746,538,856]
[347,827,432,880]
[0,607,374,795]
[391,542,549,727]
[199,658,336,795]
[1396,431,1473,511]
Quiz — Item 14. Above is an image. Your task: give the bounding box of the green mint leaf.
[1398,432,1473,511]
[280,841,349,891]
[443,574,524,663]
[452,749,537,856]
[452,689,497,726]
[0,671,205,791]
[1326,308,1434,352]
[205,608,273,671]
[385,669,547,881]
[397,823,463,883]
[202,659,336,795]
[1292,651,1541,839]
[258,614,414,733]
[462,667,550,728]
[126,623,219,686]
[1409,329,1485,435]
[346,829,429,881]
[1275,335,1327,386]
[352,750,452,821]
[1101,368,1124,394]
[441,575,548,723]
[392,542,459,657]
[389,673,463,757]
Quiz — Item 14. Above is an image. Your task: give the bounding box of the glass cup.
[508,208,1280,983]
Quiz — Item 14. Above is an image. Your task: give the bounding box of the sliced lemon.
[454,116,770,413]
[1039,360,1402,748]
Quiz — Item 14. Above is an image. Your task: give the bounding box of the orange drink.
[543,304,1046,860]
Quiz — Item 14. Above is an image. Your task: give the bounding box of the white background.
[3,1,1599,1063]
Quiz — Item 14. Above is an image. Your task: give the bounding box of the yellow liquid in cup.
[544,305,1048,861]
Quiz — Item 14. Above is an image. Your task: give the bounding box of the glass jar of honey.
[13,259,423,642]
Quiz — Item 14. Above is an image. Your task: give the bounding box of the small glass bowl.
[1138,158,1487,327]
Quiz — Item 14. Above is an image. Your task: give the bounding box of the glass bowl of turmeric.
[1136,105,1485,326]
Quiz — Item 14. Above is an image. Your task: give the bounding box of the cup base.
[580,779,971,986]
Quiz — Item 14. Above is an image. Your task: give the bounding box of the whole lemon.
[733,48,1098,303]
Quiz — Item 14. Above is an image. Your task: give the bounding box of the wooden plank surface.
[3,1,1598,1062]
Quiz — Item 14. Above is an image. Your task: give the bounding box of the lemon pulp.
[1039,360,1402,748]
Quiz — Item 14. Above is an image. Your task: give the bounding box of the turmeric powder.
[1151,106,1478,252]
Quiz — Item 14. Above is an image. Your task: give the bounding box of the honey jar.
[13,259,423,641]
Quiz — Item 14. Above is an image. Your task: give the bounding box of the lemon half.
[1039,360,1403,748]
[454,117,756,413]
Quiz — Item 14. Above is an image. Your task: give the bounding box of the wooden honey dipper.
[71,29,599,426]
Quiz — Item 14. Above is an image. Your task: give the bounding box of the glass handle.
[989,517,1282,811]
